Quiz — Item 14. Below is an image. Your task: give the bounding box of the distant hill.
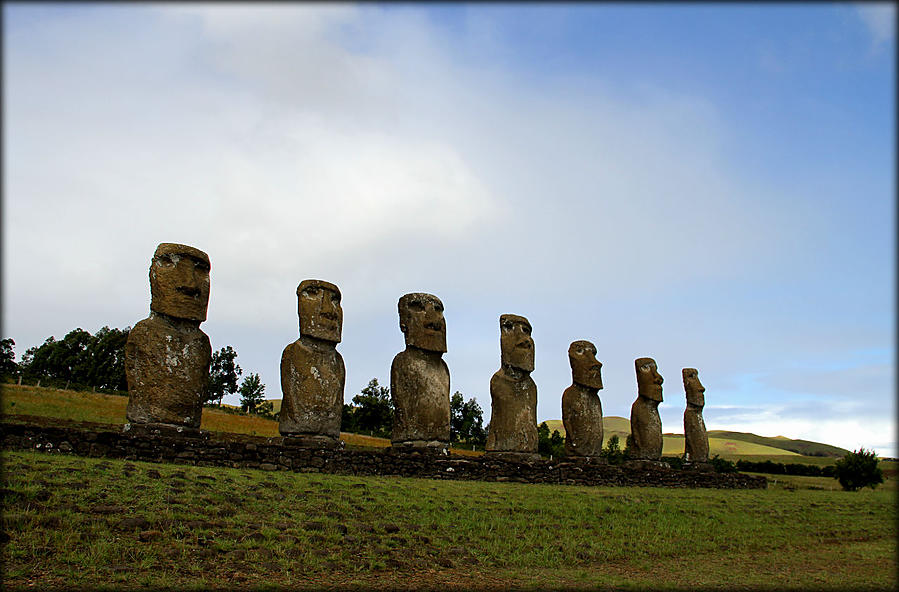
[706,430,849,458]
[269,402,849,458]
[540,417,845,457]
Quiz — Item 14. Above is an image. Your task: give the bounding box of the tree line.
[1,329,266,413]
[1,329,490,446]
[340,378,489,448]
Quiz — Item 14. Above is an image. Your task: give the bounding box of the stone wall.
[1,416,766,489]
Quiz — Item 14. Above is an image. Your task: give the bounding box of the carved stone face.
[682,368,705,407]
[149,243,210,322]
[569,340,603,389]
[500,314,534,373]
[297,279,342,343]
[398,293,446,353]
[635,357,663,402]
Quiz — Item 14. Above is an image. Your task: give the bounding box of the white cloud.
[701,404,897,459]
[854,2,896,48]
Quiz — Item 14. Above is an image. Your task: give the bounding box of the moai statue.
[682,368,710,464]
[629,357,664,460]
[390,293,450,449]
[125,243,212,431]
[486,314,538,459]
[562,340,604,458]
[279,280,345,446]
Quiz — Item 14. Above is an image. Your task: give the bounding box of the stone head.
[398,293,446,353]
[297,279,342,343]
[500,314,534,373]
[635,357,663,402]
[149,243,210,322]
[682,368,705,407]
[569,340,603,390]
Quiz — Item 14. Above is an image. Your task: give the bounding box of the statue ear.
[400,322,407,334]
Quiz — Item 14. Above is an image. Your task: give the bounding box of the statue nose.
[320,294,338,318]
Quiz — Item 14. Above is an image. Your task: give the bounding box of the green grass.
[2,450,896,590]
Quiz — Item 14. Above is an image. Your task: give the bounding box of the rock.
[279,280,345,441]
[138,530,162,542]
[630,358,664,460]
[125,243,212,429]
[683,368,710,463]
[391,293,450,447]
[487,315,537,454]
[562,340,605,457]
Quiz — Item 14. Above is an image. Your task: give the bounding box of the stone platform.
[1,415,766,489]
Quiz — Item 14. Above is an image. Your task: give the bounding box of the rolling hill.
[541,417,846,458]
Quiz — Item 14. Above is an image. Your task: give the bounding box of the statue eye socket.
[522,325,531,335]
[304,288,319,297]
[433,304,443,313]
[501,321,513,332]
[408,301,425,311]
[194,261,209,272]
[157,255,174,267]
[331,295,340,305]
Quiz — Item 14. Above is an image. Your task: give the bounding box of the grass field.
[0,385,871,462]
[0,385,489,456]
[3,449,895,590]
[3,384,897,589]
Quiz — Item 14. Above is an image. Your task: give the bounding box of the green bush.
[662,455,684,470]
[710,455,737,473]
[833,448,884,491]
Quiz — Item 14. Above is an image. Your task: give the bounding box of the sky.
[3,3,895,456]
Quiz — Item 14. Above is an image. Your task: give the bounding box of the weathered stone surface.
[683,367,710,463]
[391,293,450,446]
[149,243,211,322]
[125,243,212,429]
[1,416,768,489]
[629,357,663,460]
[487,315,537,454]
[562,340,604,457]
[279,280,345,440]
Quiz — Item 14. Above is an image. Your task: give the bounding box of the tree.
[537,421,566,459]
[0,338,17,380]
[601,434,625,464]
[341,403,359,433]
[833,448,884,491]
[450,391,487,446]
[350,378,393,438]
[20,329,97,389]
[85,326,130,391]
[207,346,242,406]
[239,373,266,414]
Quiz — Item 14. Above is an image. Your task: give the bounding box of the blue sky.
[3,3,895,455]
